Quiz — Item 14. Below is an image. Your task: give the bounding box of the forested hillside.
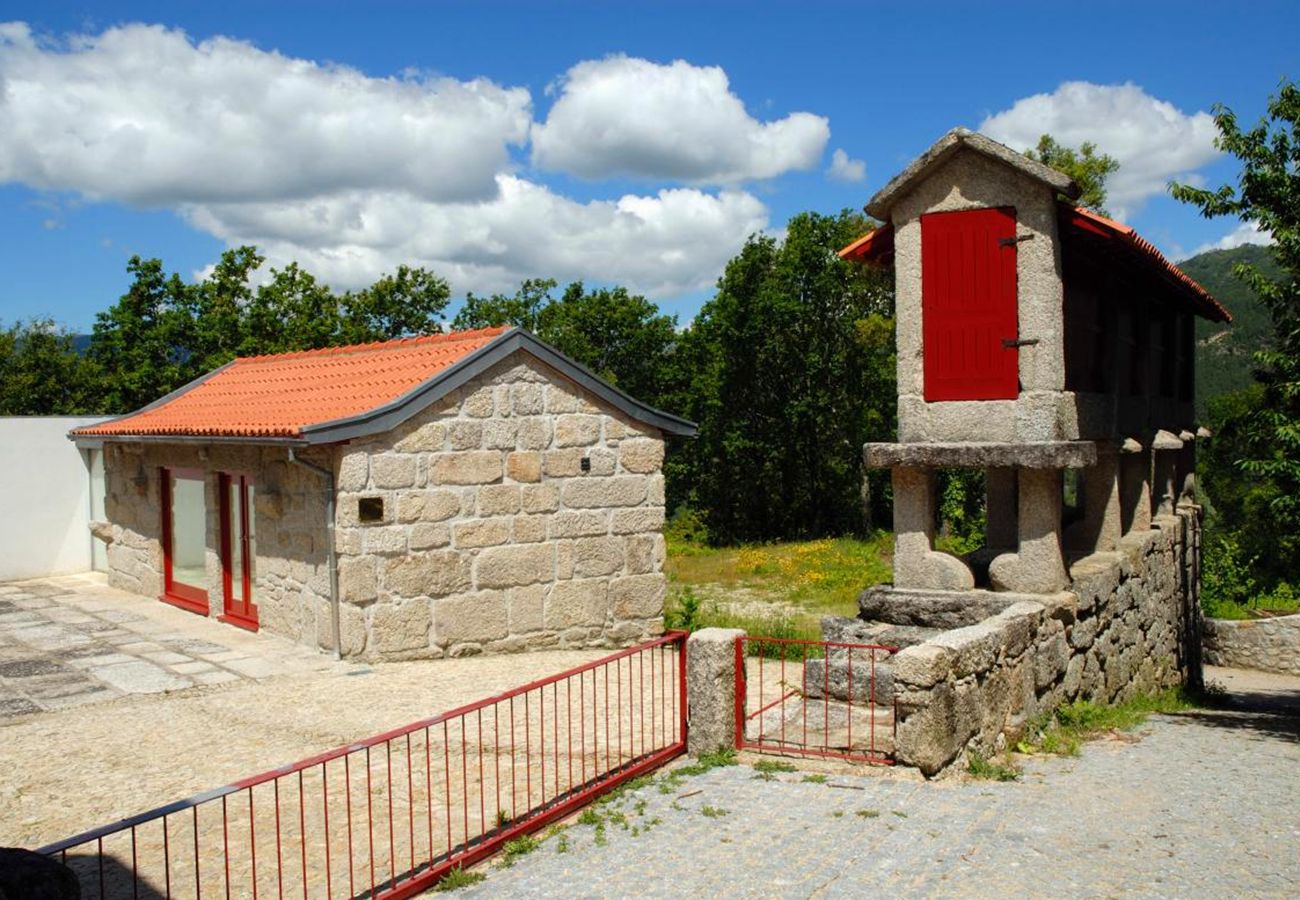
[1181,243,1280,408]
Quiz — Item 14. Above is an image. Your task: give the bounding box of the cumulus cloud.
[183,176,769,297]
[531,55,829,183]
[826,148,865,183]
[980,82,1220,217]
[1188,220,1272,258]
[0,21,532,205]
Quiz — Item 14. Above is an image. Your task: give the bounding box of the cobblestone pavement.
[0,573,348,717]
[462,666,1300,899]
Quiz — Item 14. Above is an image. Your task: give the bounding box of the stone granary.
[70,327,694,660]
[827,128,1231,773]
[840,127,1230,593]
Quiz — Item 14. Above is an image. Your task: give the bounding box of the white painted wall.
[0,417,108,580]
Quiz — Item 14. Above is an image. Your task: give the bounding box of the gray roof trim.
[297,327,697,444]
[865,127,1081,220]
[65,360,239,443]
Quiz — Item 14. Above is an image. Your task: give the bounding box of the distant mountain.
[1179,243,1281,412]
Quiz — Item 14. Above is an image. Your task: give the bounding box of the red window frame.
[160,466,210,614]
[218,472,259,631]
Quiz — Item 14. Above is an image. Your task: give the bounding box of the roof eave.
[865,127,1081,221]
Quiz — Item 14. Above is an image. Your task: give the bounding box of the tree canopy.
[1024,134,1120,214]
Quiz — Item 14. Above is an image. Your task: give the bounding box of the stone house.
[70,326,694,660]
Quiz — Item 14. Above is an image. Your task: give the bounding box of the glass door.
[219,473,259,629]
[162,467,210,613]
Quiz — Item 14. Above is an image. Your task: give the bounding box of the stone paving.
[0,573,346,718]
[463,666,1300,898]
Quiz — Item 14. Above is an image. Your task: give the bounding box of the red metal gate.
[735,636,897,765]
[40,632,687,899]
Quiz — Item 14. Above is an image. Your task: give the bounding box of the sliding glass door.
[219,473,259,629]
[161,467,209,613]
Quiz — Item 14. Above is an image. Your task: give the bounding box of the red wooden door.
[921,207,1020,401]
[219,473,259,630]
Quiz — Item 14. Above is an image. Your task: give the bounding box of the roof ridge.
[235,325,512,364]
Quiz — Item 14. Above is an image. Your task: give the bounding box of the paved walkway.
[0,573,346,718]
[464,666,1300,898]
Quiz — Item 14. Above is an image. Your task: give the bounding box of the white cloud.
[827,148,865,183]
[980,82,1220,218]
[0,21,532,205]
[1188,220,1272,258]
[531,55,829,183]
[183,176,770,297]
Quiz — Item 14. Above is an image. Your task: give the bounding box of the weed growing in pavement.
[831,810,844,818]
[752,759,797,781]
[499,835,540,867]
[1014,687,1198,757]
[857,809,879,819]
[801,773,828,784]
[435,866,485,892]
[892,811,908,819]
[700,805,729,818]
[495,809,510,829]
[966,751,1020,782]
[555,833,570,854]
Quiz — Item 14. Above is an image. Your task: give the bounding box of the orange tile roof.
[73,326,511,439]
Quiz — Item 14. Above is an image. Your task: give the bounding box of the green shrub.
[435,867,485,891]
[966,751,1019,781]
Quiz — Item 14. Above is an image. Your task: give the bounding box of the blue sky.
[1,0,1295,332]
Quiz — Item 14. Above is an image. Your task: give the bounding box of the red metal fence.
[40,632,687,899]
[734,636,897,765]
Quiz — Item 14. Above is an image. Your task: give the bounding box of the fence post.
[685,628,746,756]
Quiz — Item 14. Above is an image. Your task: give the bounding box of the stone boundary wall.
[1203,614,1300,676]
[332,355,667,660]
[891,506,1201,776]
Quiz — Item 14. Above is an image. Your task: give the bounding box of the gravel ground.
[461,666,1300,899]
[0,646,608,851]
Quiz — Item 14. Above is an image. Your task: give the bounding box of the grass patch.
[856,809,879,819]
[434,867,485,892]
[664,535,893,642]
[700,805,729,818]
[801,773,828,784]
[751,759,797,780]
[966,751,1019,782]
[498,835,539,867]
[1017,687,1199,756]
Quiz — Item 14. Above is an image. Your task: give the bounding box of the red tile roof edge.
[234,324,512,363]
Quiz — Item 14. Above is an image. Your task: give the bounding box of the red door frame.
[218,472,259,631]
[160,466,210,614]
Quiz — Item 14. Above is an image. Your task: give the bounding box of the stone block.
[462,385,495,418]
[383,551,472,598]
[434,592,509,645]
[371,600,432,655]
[448,421,484,451]
[363,526,407,556]
[686,628,745,756]
[562,476,648,509]
[453,517,512,549]
[483,419,519,450]
[512,382,545,415]
[609,507,666,535]
[509,584,546,633]
[370,454,418,489]
[573,537,625,578]
[804,655,896,705]
[586,448,617,476]
[475,544,555,589]
[546,579,608,629]
[545,383,580,413]
[516,418,553,451]
[624,534,664,575]
[891,643,955,689]
[609,573,665,619]
[409,523,451,550]
[858,586,1016,629]
[555,414,602,448]
[394,422,446,453]
[543,449,584,478]
[478,484,522,516]
[521,484,560,514]
[337,451,369,491]
[619,438,664,474]
[506,451,542,483]
[338,556,377,604]
[551,510,609,538]
[512,515,547,544]
[894,681,959,776]
[431,452,503,485]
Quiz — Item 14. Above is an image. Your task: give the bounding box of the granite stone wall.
[331,355,667,660]
[1203,614,1300,676]
[891,505,1201,775]
[95,441,333,646]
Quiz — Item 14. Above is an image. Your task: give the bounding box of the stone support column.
[1176,430,1197,504]
[1065,443,1121,554]
[985,467,1018,551]
[1152,430,1184,518]
[892,467,975,591]
[1119,439,1152,535]
[686,628,745,756]
[989,467,1068,593]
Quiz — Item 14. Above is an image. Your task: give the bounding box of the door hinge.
[1002,337,1040,349]
[998,234,1034,247]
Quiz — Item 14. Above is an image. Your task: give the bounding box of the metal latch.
[998,234,1034,247]
[1002,337,1040,349]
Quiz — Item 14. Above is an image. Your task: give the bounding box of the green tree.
[1172,79,1300,581]
[340,265,450,343]
[1025,134,1120,214]
[674,210,895,543]
[452,278,558,333]
[0,319,99,414]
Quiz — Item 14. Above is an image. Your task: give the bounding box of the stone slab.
[864,441,1097,469]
